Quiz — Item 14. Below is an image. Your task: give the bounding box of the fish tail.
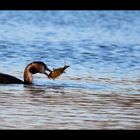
[64,65,70,70]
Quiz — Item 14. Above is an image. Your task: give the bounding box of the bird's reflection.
[23,83,66,95]
[23,85,46,95]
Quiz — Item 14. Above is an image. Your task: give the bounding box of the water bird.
[0,61,51,84]
[48,61,70,80]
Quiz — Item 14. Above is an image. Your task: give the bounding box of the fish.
[48,61,70,80]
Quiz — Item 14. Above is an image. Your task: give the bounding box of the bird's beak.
[45,72,49,77]
[45,66,52,72]
[45,67,51,78]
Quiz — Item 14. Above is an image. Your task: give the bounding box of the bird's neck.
[23,66,33,84]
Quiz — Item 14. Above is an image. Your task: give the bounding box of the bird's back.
[0,73,24,84]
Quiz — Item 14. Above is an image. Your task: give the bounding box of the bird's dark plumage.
[0,73,24,84]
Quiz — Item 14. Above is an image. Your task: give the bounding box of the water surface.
[0,11,140,129]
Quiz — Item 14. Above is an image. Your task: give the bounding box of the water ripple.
[0,11,140,129]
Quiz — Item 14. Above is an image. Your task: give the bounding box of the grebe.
[0,61,51,84]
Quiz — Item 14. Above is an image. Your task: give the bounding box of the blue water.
[0,11,140,129]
